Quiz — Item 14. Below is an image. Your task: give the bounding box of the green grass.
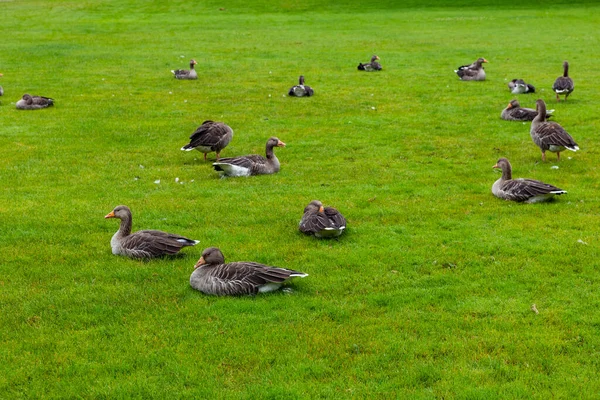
[2,0,600,398]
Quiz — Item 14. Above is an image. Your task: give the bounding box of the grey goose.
[530,99,578,161]
[288,75,314,97]
[492,158,566,203]
[358,55,382,71]
[190,247,308,296]
[455,57,488,81]
[299,200,346,238]
[16,94,54,110]
[213,137,285,177]
[552,61,574,101]
[104,205,199,259]
[171,59,198,80]
[180,120,233,160]
[501,99,553,121]
[508,79,535,94]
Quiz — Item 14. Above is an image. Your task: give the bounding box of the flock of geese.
[1,55,580,295]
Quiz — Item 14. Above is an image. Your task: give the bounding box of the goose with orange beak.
[213,137,286,177]
[299,200,346,238]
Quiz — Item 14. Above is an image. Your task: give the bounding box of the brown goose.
[455,57,487,81]
[299,200,346,238]
[180,120,233,160]
[552,61,574,101]
[104,205,199,259]
[358,55,382,71]
[492,158,566,203]
[171,59,198,80]
[508,79,536,94]
[212,137,285,177]
[288,75,314,97]
[16,94,54,110]
[501,99,553,121]
[190,247,308,296]
[530,99,578,161]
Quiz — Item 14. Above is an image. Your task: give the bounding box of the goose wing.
[500,179,564,202]
[535,122,578,148]
[122,230,197,258]
[553,77,574,93]
[187,121,231,149]
[207,262,305,295]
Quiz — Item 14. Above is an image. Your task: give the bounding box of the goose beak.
[492,163,499,169]
[483,59,488,63]
[507,103,512,109]
[194,257,206,269]
[104,211,115,219]
[376,56,380,60]
[277,140,286,147]
[319,206,324,213]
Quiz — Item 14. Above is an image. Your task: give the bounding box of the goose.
[171,59,198,80]
[299,200,346,238]
[530,99,578,161]
[455,58,487,81]
[501,99,553,121]
[16,94,54,110]
[288,75,314,97]
[492,158,566,203]
[212,137,285,177]
[190,247,308,296]
[104,205,199,259]
[0,73,3,97]
[358,55,382,71]
[508,79,536,94]
[552,61,574,101]
[180,120,233,160]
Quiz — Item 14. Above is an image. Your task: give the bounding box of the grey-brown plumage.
[104,205,199,259]
[492,158,566,203]
[358,55,382,71]
[212,137,286,177]
[552,61,574,101]
[288,75,314,97]
[171,59,198,80]
[180,120,233,160]
[190,247,308,296]
[299,200,346,238]
[501,99,553,121]
[455,57,487,81]
[508,79,536,94]
[530,99,578,161]
[16,94,54,110]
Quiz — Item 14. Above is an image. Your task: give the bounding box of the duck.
[104,205,199,259]
[190,247,308,296]
[508,79,536,94]
[501,99,553,121]
[492,158,566,203]
[288,75,314,97]
[299,200,346,238]
[358,55,382,71]
[552,61,574,101]
[180,120,233,160]
[530,99,578,161]
[16,94,54,110]
[455,57,488,81]
[212,137,285,177]
[171,59,198,80]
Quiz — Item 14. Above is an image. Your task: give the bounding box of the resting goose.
[213,137,285,177]
[104,205,199,259]
[455,58,487,81]
[171,59,198,80]
[530,99,578,161]
[180,120,233,160]
[299,200,346,238]
[508,79,535,94]
[492,158,566,203]
[357,55,382,71]
[16,94,54,110]
[552,61,574,101]
[501,99,553,121]
[190,247,308,296]
[288,75,314,97]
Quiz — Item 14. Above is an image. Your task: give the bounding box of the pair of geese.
[104,202,346,295]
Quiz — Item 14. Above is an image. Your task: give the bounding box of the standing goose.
[357,55,382,71]
[171,59,198,80]
[180,120,233,160]
[288,75,314,97]
[212,137,286,177]
[508,79,536,94]
[16,94,54,110]
[552,61,574,101]
[190,247,308,296]
[530,99,578,161]
[492,158,566,203]
[104,205,199,259]
[299,200,346,238]
[455,57,488,81]
[501,99,553,121]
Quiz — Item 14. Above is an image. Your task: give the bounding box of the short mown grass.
[2,0,600,398]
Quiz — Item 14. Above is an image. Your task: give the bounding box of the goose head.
[104,205,132,220]
[371,55,380,62]
[507,99,520,109]
[194,247,225,268]
[493,158,512,179]
[267,137,286,149]
[304,200,325,214]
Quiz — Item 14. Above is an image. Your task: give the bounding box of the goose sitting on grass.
[552,61,574,101]
[104,205,199,259]
[288,75,314,97]
[299,200,346,238]
[190,247,308,296]
[501,99,553,121]
[180,120,233,160]
[530,99,578,161]
[358,55,382,71]
[455,57,488,81]
[171,59,198,80]
[508,79,535,94]
[213,137,285,177]
[16,94,54,110]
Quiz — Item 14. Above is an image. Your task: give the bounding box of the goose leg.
[556,93,560,102]
[557,152,561,161]
[215,151,221,160]
[204,153,207,161]
[542,151,546,162]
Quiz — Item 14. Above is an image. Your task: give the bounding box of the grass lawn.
[2,0,600,397]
